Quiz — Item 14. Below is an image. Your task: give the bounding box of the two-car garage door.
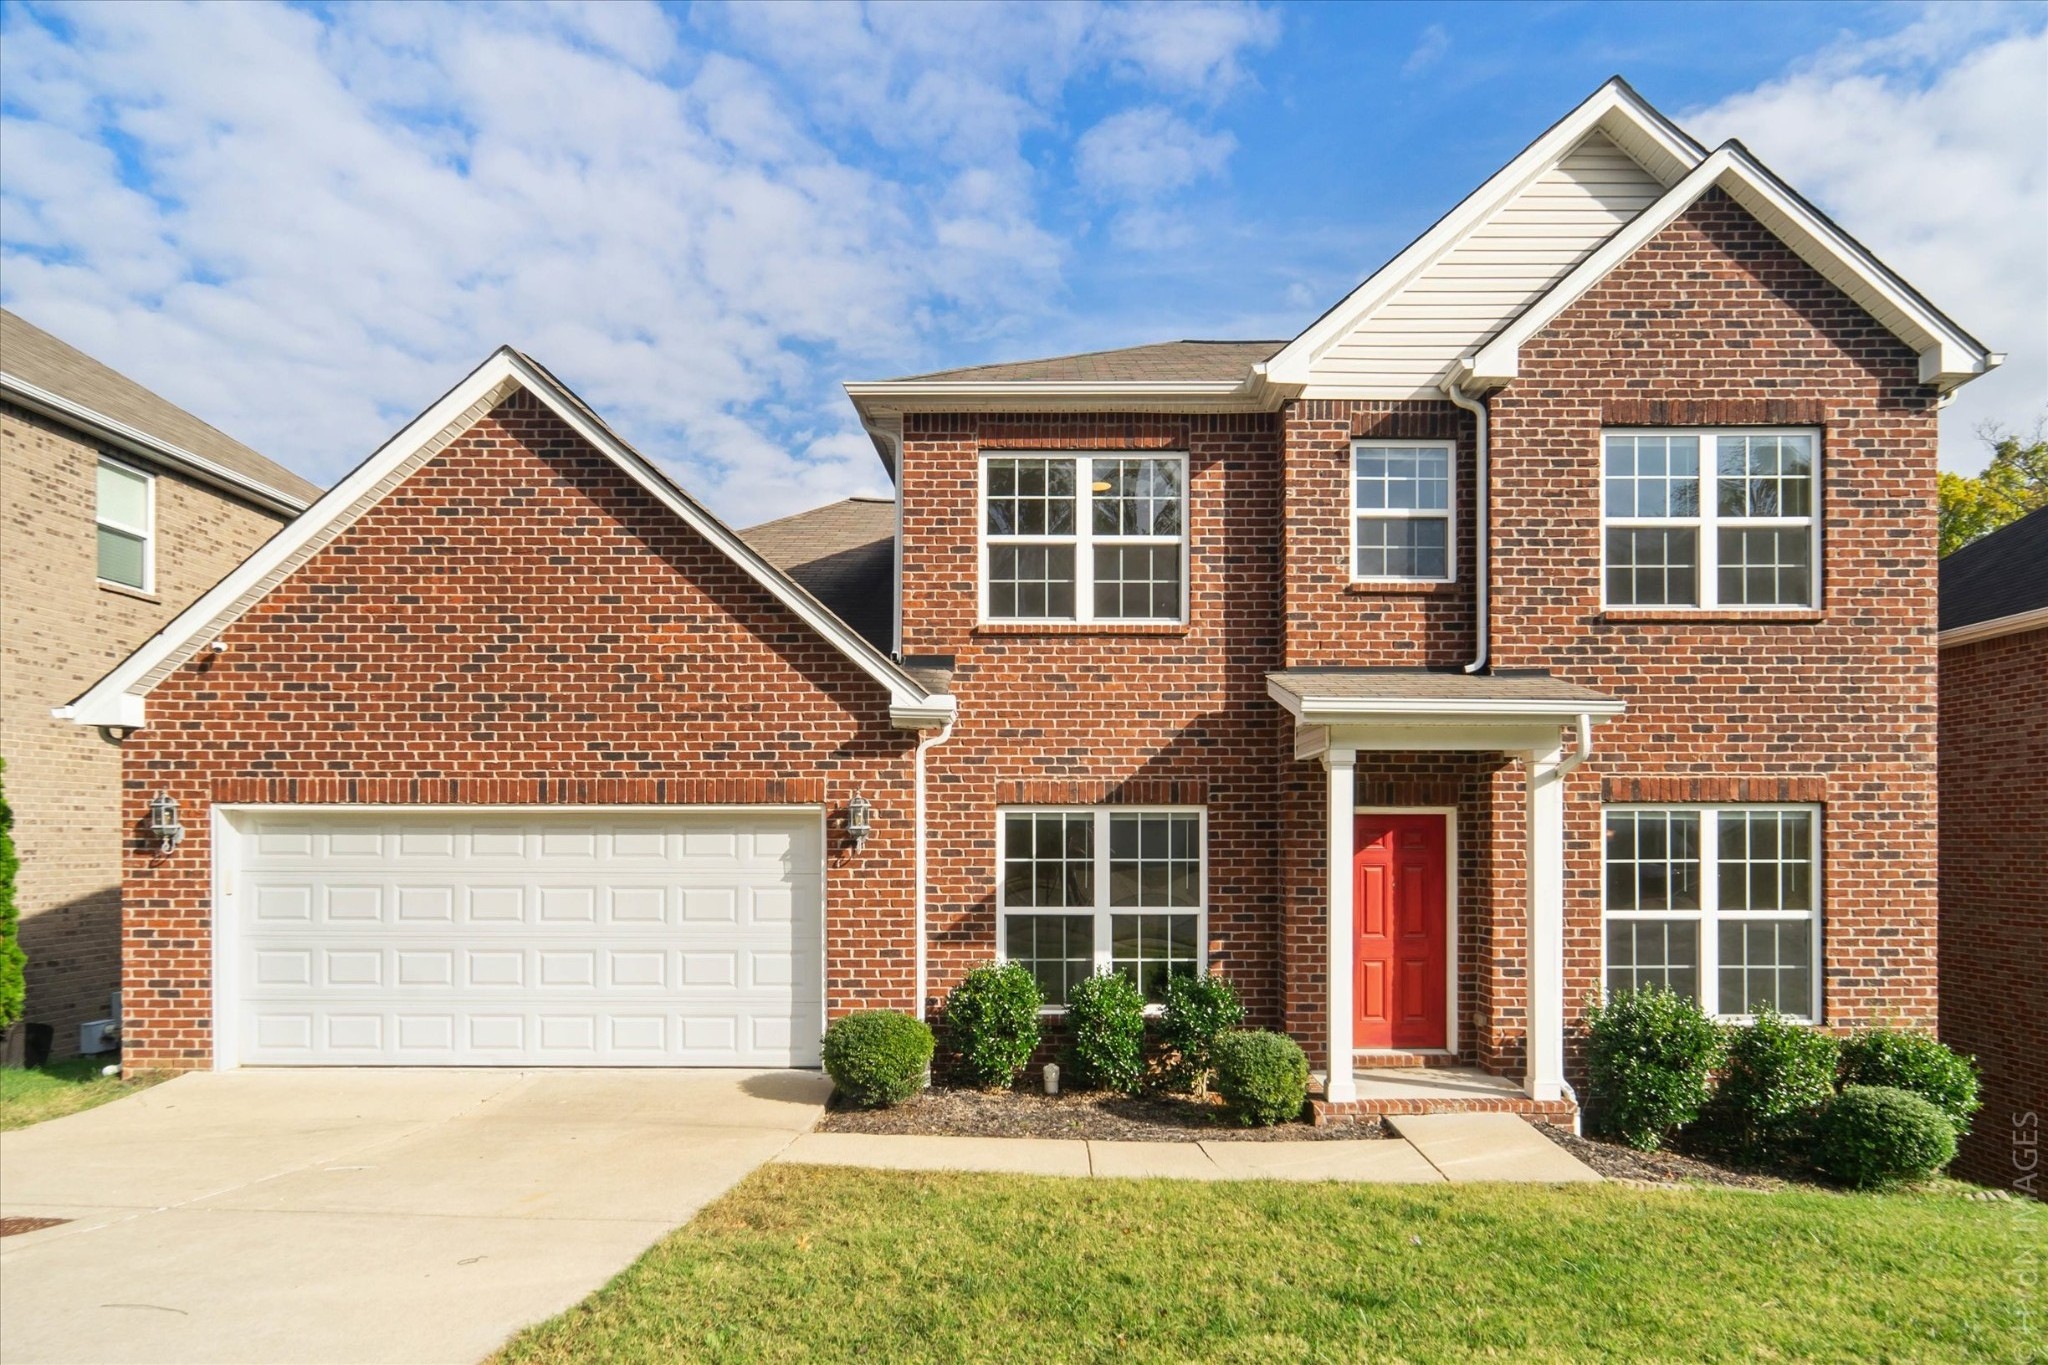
[225,810,823,1067]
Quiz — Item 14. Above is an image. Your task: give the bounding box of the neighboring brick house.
[63,81,1998,1121]
[1,309,320,1057]
[1937,508,2046,1194]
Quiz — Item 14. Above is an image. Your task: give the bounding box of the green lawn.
[0,1057,162,1131]
[497,1165,2033,1364]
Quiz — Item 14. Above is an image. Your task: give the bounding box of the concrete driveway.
[0,1068,829,1364]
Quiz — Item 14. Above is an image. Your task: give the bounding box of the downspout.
[912,718,955,1021]
[1441,370,1489,674]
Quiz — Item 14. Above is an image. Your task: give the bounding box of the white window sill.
[97,579,162,605]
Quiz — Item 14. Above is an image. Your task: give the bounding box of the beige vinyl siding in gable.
[1306,131,1665,397]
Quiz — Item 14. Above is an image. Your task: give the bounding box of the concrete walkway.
[0,1068,829,1365]
[778,1112,1599,1184]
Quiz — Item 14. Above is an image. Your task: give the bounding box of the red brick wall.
[1939,626,2046,1193]
[898,413,1290,1022]
[1487,188,1942,1078]
[119,392,917,1070]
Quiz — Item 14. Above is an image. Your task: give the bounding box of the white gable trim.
[1465,143,2000,392]
[59,348,952,731]
[1260,78,1704,387]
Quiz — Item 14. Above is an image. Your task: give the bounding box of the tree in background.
[0,759,24,1033]
[1940,421,2048,556]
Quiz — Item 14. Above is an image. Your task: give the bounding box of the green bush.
[0,759,22,1033]
[1160,973,1245,1096]
[1706,1008,1840,1162]
[1814,1085,1958,1189]
[1065,971,1147,1093]
[1582,987,1722,1151]
[1212,1030,1308,1127]
[822,1011,934,1109]
[1839,1029,1980,1137]
[942,962,1042,1090]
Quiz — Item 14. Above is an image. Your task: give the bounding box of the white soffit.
[1463,143,1999,392]
[1261,78,1705,393]
[59,348,951,730]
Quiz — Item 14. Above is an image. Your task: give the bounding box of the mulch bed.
[0,1216,71,1238]
[1534,1124,1819,1191]
[821,1086,1386,1142]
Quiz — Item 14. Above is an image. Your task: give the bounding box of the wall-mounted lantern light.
[845,794,873,849]
[148,792,184,854]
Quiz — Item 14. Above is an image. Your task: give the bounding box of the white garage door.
[226,809,823,1067]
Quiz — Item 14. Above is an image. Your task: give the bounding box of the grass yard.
[0,1057,161,1131]
[497,1165,2035,1364]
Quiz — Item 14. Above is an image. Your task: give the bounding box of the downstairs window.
[1602,805,1821,1020]
[998,807,1204,1006]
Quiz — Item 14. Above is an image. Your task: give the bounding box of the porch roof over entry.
[1267,669,1624,724]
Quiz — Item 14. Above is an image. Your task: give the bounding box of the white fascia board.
[844,378,1271,412]
[1260,78,1705,386]
[1938,604,2048,648]
[64,348,944,730]
[1,371,313,516]
[1467,145,1997,391]
[1265,678,1626,724]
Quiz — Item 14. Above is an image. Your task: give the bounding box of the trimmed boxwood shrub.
[1212,1030,1308,1127]
[942,962,1042,1090]
[822,1011,933,1108]
[1814,1085,1957,1188]
[1839,1029,1980,1136]
[1160,972,1245,1096]
[1065,970,1146,1093]
[1582,986,1722,1151]
[1705,1007,1840,1162]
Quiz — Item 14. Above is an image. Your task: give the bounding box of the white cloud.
[1076,106,1237,200]
[1402,24,1449,78]
[1688,12,2048,472]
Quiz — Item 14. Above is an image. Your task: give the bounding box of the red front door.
[1354,813,1448,1049]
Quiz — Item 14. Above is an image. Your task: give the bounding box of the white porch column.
[1324,748,1357,1103]
[1523,744,1566,1102]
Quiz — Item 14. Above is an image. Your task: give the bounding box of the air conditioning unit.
[80,1020,119,1055]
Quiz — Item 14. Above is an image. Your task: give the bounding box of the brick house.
[2,309,320,1057]
[63,81,1998,1118]
[1937,507,2046,1192]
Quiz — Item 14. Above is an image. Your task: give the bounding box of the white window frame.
[1599,428,1822,610]
[978,451,1190,625]
[995,805,1207,1012]
[1600,803,1824,1023]
[1349,438,1456,584]
[95,456,156,593]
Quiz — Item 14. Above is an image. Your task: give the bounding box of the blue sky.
[2,1,2042,524]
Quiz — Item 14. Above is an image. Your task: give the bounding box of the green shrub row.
[1584,987,1979,1188]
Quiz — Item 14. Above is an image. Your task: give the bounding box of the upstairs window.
[998,807,1204,1006]
[982,453,1186,624]
[1602,430,1819,609]
[96,458,154,591]
[1352,441,1454,582]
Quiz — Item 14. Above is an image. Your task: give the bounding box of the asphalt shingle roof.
[888,340,1284,385]
[0,308,322,507]
[740,496,897,651]
[1940,505,2048,632]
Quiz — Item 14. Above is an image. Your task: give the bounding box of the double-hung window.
[1352,440,1454,582]
[982,453,1186,623]
[998,807,1204,1006]
[1602,429,1819,608]
[96,458,154,591]
[1602,805,1821,1020]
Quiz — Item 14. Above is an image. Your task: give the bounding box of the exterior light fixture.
[148,792,184,854]
[845,794,873,848]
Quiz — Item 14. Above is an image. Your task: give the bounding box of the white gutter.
[1442,367,1490,674]
[1937,603,2048,648]
[1,371,313,517]
[1556,712,1596,777]
[911,718,956,1021]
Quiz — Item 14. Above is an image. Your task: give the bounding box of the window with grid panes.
[983,454,1185,623]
